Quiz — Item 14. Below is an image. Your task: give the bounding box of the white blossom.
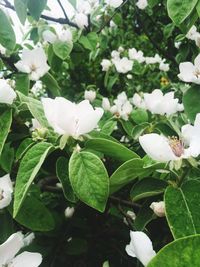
[128,48,145,63]
[0,174,13,209]
[64,207,75,218]
[110,92,133,120]
[74,13,88,29]
[113,57,133,73]
[110,20,117,28]
[150,201,165,217]
[175,41,181,49]
[105,0,123,8]
[42,97,103,138]
[159,61,169,72]
[143,89,183,116]
[127,74,133,79]
[0,232,42,267]
[136,0,148,9]
[77,0,92,14]
[84,90,96,102]
[126,231,156,266]
[178,54,200,84]
[15,47,50,81]
[111,50,120,59]
[186,25,198,41]
[118,46,124,52]
[43,26,73,43]
[123,210,136,225]
[0,79,16,104]
[101,59,112,71]
[102,97,111,111]
[132,93,146,109]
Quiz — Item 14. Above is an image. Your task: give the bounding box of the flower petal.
[178,62,196,83]
[12,252,42,267]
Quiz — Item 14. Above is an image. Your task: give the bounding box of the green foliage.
[0,9,16,50]
[69,151,109,212]
[183,86,200,122]
[14,0,28,24]
[0,109,12,156]
[27,0,47,21]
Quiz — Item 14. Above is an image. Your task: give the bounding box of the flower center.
[0,189,4,200]
[194,68,200,78]
[168,136,184,157]
[30,64,37,72]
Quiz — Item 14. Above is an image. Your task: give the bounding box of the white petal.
[0,232,24,265]
[12,252,42,267]
[0,81,16,104]
[128,231,156,266]
[194,54,200,68]
[178,62,196,82]
[139,133,177,162]
[125,243,136,257]
[0,174,13,193]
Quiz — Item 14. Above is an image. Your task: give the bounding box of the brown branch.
[2,0,78,28]
[109,196,141,209]
[0,53,17,71]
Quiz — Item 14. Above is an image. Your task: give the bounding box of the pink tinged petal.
[126,231,156,266]
[178,62,196,82]
[12,252,42,267]
[139,133,177,162]
[0,232,24,265]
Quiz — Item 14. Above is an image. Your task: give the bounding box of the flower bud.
[64,207,75,218]
[150,201,165,217]
[84,90,96,102]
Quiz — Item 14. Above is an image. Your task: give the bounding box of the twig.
[110,196,141,209]
[0,53,17,71]
[2,0,78,28]
[57,0,77,28]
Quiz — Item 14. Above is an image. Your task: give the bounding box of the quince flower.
[139,116,200,162]
[113,57,133,73]
[110,92,133,120]
[0,232,42,267]
[0,79,16,104]
[84,90,96,102]
[150,201,165,217]
[136,0,148,9]
[101,59,112,71]
[74,13,88,29]
[0,174,13,209]
[178,54,200,84]
[15,48,50,81]
[42,25,72,44]
[126,231,156,266]
[42,97,103,138]
[102,97,111,111]
[128,48,145,63]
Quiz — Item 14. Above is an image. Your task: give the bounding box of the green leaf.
[0,143,14,173]
[148,235,200,267]
[12,195,55,231]
[56,157,77,203]
[167,0,198,25]
[165,180,200,239]
[28,0,47,20]
[0,9,16,51]
[14,0,28,25]
[69,151,109,212]
[79,32,98,51]
[183,86,200,123]
[41,72,61,97]
[110,158,146,193]
[85,138,139,162]
[17,92,49,128]
[53,41,73,60]
[131,109,149,124]
[101,120,117,135]
[15,138,34,160]
[13,142,53,217]
[15,73,30,95]
[130,178,168,202]
[134,200,155,231]
[0,109,12,156]
[68,0,76,8]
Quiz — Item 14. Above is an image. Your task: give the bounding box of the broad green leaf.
[130,178,168,202]
[14,0,28,24]
[134,201,155,231]
[15,73,30,95]
[12,195,55,231]
[69,151,109,212]
[13,142,53,217]
[0,211,14,243]
[0,9,16,51]
[0,109,12,156]
[41,72,61,97]
[79,32,98,51]
[183,86,200,123]
[131,109,149,124]
[0,143,14,173]
[28,0,47,20]
[148,235,200,267]
[53,41,73,60]
[17,92,49,128]
[167,0,198,25]
[101,120,117,135]
[165,180,200,239]
[15,138,34,160]
[56,157,76,203]
[110,158,146,193]
[85,138,139,162]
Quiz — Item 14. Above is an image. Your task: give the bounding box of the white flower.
[113,57,133,73]
[143,89,183,116]
[64,207,75,218]
[145,54,162,65]
[110,20,117,28]
[118,46,124,52]
[139,133,186,162]
[150,201,165,217]
[132,93,146,109]
[101,59,112,71]
[0,79,16,104]
[74,13,88,29]
[102,97,111,111]
[186,25,198,40]
[42,30,57,44]
[111,50,120,59]
[126,231,156,266]
[84,90,96,102]
[42,97,103,138]
[15,48,50,81]
[178,54,200,84]
[128,48,145,63]
[136,0,148,10]
[0,174,13,209]
[159,61,169,72]
[0,232,42,267]
[175,41,181,49]
[123,210,136,225]
[105,0,123,8]
[43,26,73,44]
[111,92,133,120]
[127,74,133,79]
[77,0,92,14]
[181,113,200,157]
